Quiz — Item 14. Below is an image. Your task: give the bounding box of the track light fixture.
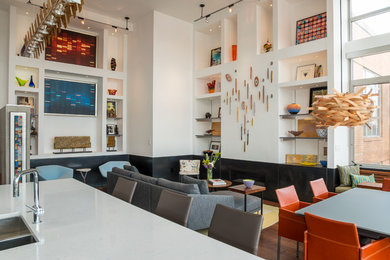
[194,0,243,23]
[228,4,233,13]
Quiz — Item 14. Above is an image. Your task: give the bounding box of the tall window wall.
[348,0,390,168]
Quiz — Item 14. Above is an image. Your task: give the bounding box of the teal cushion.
[337,165,360,186]
[350,174,375,188]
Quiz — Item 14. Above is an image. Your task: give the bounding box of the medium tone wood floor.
[257,223,304,260]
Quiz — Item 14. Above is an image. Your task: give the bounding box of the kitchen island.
[0,179,263,259]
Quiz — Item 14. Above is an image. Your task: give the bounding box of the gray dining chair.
[155,190,193,227]
[112,177,137,203]
[208,204,264,255]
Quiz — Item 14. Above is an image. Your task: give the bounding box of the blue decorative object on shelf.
[29,75,35,88]
[320,160,327,167]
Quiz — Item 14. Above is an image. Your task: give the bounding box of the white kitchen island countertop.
[0,179,263,259]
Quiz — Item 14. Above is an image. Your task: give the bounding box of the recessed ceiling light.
[210,28,213,32]
[270,4,273,7]
[87,26,91,29]
[25,11,29,15]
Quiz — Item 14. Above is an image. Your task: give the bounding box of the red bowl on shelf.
[108,89,117,95]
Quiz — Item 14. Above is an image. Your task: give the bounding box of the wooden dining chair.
[309,178,337,203]
[155,190,193,227]
[112,177,137,203]
[208,204,263,255]
[275,185,311,260]
[382,178,390,192]
[304,212,390,260]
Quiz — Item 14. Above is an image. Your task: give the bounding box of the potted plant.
[202,152,221,180]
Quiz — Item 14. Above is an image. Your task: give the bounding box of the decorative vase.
[316,128,328,138]
[263,40,272,53]
[110,58,117,71]
[29,75,35,88]
[16,76,28,86]
[232,45,237,61]
[287,103,301,114]
[108,89,117,95]
[207,168,213,180]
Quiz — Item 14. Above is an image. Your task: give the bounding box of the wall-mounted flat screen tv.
[44,78,96,116]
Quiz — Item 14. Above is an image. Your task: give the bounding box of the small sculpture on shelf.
[205,112,212,119]
[29,75,35,88]
[207,80,216,93]
[288,130,304,137]
[287,103,301,114]
[316,128,327,138]
[110,58,117,71]
[108,89,117,95]
[15,76,28,86]
[263,40,272,53]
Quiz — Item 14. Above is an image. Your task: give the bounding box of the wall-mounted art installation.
[254,76,259,87]
[226,74,232,82]
[210,47,221,66]
[296,12,327,45]
[296,64,316,80]
[44,78,96,116]
[45,30,96,67]
[107,101,117,118]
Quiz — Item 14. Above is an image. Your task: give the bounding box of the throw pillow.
[112,167,133,178]
[350,174,375,188]
[337,165,360,186]
[124,165,140,173]
[157,178,200,194]
[131,173,158,185]
[181,176,209,194]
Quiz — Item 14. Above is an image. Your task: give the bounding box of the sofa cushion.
[181,176,209,194]
[112,167,133,178]
[211,190,261,212]
[132,173,158,185]
[124,165,140,173]
[157,178,200,194]
[350,174,375,188]
[335,185,352,193]
[337,165,360,186]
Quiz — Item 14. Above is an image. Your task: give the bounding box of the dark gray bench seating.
[107,167,262,230]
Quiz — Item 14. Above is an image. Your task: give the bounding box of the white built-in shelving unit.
[7,4,128,159]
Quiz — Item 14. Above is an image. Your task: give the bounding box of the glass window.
[351,0,390,17]
[353,83,389,166]
[351,11,390,40]
[352,52,390,80]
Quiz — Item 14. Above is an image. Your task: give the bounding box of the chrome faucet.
[13,169,44,224]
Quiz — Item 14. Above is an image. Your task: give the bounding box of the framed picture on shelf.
[296,64,316,80]
[309,86,327,108]
[209,141,221,154]
[106,124,115,135]
[17,96,35,114]
[107,101,117,118]
[210,47,221,66]
[296,12,327,45]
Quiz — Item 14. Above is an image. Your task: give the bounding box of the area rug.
[197,204,279,235]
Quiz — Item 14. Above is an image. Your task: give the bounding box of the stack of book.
[209,179,226,186]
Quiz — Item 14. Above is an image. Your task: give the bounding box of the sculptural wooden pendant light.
[22,0,84,58]
[308,87,378,128]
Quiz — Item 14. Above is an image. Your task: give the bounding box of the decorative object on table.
[107,100,117,118]
[314,65,323,78]
[110,58,117,71]
[296,12,327,45]
[211,122,221,136]
[218,107,221,118]
[298,119,318,137]
[286,103,301,114]
[209,141,221,154]
[108,89,117,96]
[288,130,304,137]
[15,76,28,86]
[309,87,378,128]
[263,40,272,52]
[209,178,227,186]
[316,128,328,138]
[210,47,221,66]
[207,80,216,93]
[45,29,95,67]
[205,112,212,119]
[202,151,221,180]
[309,86,327,107]
[286,154,317,164]
[232,45,237,61]
[254,76,259,87]
[28,75,35,88]
[106,124,115,135]
[243,179,255,188]
[44,78,96,116]
[319,160,327,167]
[225,74,232,82]
[297,64,316,80]
[21,0,84,58]
[53,136,91,154]
[107,136,116,151]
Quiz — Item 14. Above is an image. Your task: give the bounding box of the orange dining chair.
[304,212,390,260]
[382,178,390,192]
[309,178,337,203]
[275,185,311,260]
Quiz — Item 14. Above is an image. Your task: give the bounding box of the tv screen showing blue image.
[44,78,96,116]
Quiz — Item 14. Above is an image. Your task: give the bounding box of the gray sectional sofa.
[107,166,262,230]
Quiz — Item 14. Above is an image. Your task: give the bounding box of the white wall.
[0,7,9,109]
[152,11,193,157]
[127,12,154,157]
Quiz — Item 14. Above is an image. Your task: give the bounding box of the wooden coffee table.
[207,180,232,191]
[357,182,383,190]
[228,184,266,214]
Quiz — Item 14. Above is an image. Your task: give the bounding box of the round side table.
[76,168,91,183]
